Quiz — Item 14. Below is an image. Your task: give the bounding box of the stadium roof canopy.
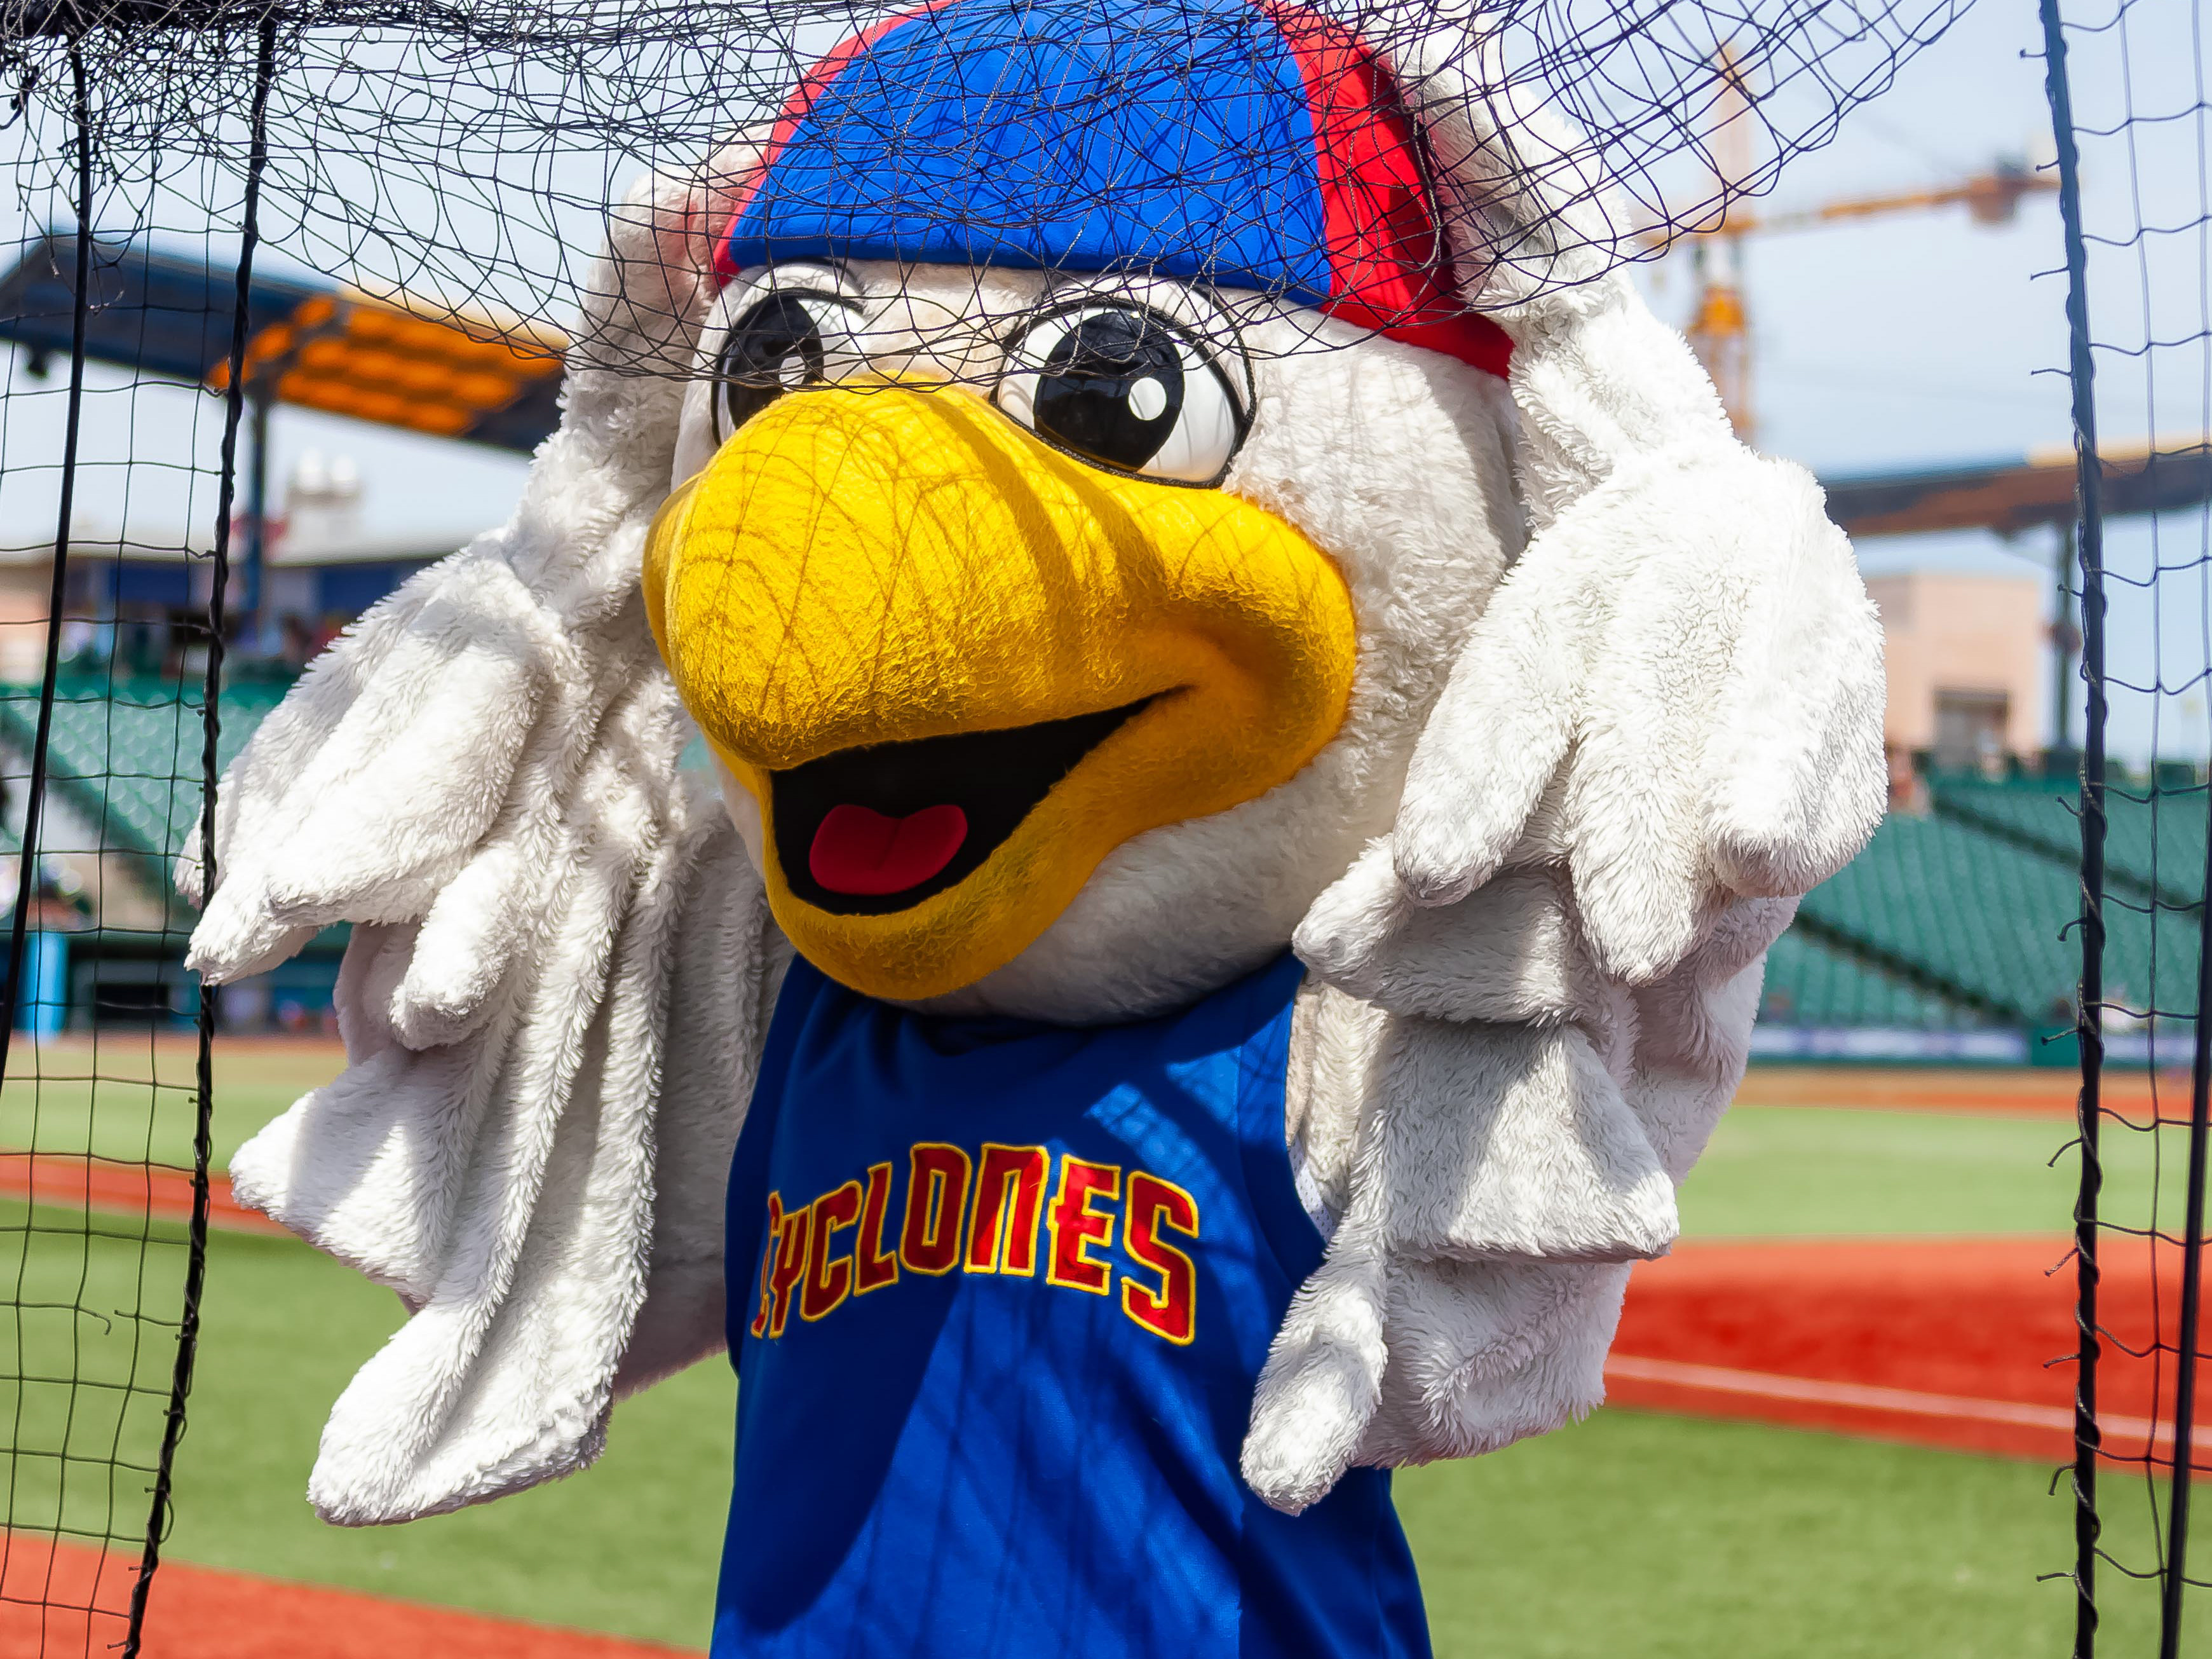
[2,235,2209,538]
[0,231,564,453]
[1819,439,2212,539]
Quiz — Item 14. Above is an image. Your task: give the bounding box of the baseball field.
[0,1041,2199,1656]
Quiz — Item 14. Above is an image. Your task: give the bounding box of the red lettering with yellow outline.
[901,1143,971,1275]
[750,1192,784,1338]
[801,1180,863,1321]
[764,1199,810,1338]
[754,1146,1202,1344]
[855,1161,900,1294]
[1045,1157,1120,1294]
[965,1144,1048,1275]
[1121,1173,1199,1345]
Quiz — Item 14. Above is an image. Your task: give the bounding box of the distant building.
[1866,570,2047,796]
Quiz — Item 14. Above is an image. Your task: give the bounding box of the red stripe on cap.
[712,0,961,282]
[1263,0,1512,378]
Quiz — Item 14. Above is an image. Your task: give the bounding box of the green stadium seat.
[1798,806,2197,1028]
[0,675,292,885]
[1759,927,1977,1028]
[1932,777,2207,907]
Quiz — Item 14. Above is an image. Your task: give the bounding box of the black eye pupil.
[1031,311,1186,472]
[719,291,830,434]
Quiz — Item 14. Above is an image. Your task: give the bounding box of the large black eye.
[714,290,855,438]
[996,304,1246,484]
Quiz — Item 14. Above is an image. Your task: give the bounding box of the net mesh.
[0,38,257,1649]
[2040,0,2212,1649]
[0,0,1971,370]
[0,0,2009,1648]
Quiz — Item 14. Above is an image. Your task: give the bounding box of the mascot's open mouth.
[771,699,1156,914]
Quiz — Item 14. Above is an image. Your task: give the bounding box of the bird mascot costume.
[183,0,1885,1651]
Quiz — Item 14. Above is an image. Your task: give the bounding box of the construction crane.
[1653,49,2058,442]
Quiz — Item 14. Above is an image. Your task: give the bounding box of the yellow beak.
[644,385,1356,1001]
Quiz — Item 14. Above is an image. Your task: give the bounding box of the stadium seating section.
[1759,928,1977,1030]
[1934,777,2207,906]
[1791,808,2196,1026]
[0,676,2195,1037]
[0,676,288,869]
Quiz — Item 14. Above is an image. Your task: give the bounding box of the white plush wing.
[189,163,784,1523]
[1389,35,1888,978]
[1247,877,1796,1508]
[1241,31,1884,1510]
[253,751,782,1524]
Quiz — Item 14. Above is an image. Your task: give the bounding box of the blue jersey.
[716,952,1432,1658]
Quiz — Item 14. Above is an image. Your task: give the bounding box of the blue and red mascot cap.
[716,0,1512,378]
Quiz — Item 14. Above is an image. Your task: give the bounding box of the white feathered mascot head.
[185,0,1883,1529]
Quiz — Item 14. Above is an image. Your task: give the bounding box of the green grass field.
[1,1051,2195,1655]
[0,1039,320,1172]
[1677,1102,2178,1238]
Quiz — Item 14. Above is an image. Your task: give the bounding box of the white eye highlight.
[994,303,1247,485]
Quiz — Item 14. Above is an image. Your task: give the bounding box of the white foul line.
[1604,1353,2162,1447]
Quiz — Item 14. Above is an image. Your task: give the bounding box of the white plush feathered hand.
[1238,44,1885,1510]
[182,172,786,1524]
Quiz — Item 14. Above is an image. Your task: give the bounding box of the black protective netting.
[0,41,257,1657]
[0,0,1996,1649]
[0,0,1967,374]
[2041,0,2212,1650]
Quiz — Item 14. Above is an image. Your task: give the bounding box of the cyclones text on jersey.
[748,1142,1202,1346]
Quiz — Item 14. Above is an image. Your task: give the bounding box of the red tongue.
[808,803,969,896]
